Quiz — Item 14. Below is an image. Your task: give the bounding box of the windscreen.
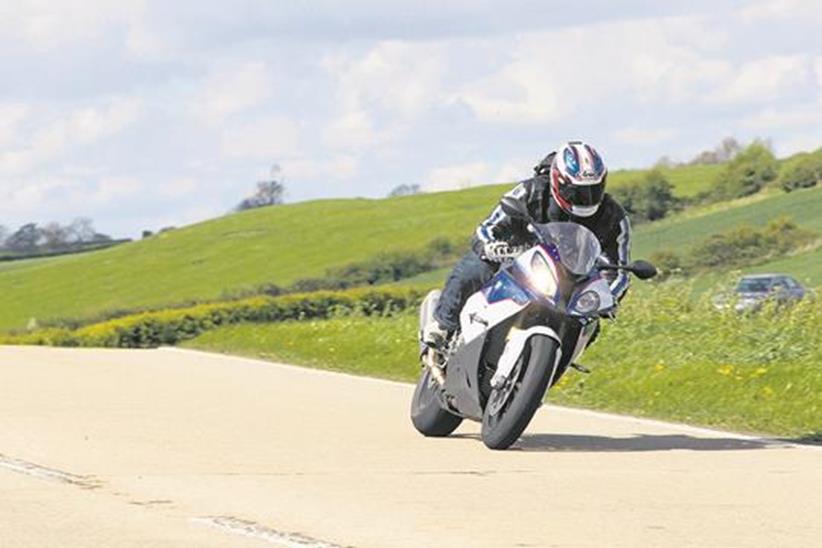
[736,278,772,293]
[534,222,602,275]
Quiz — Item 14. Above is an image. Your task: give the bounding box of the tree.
[5,223,42,252]
[610,170,678,223]
[688,137,742,165]
[653,156,678,169]
[91,231,112,243]
[1,219,111,254]
[236,164,286,211]
[780,148,822,192]
[40,222,71,250]
[718,137,743,162]
[387,184,421,198]
[714,141,778,199]
[66,217,97,243]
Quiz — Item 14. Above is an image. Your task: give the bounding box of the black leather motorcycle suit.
[434,157,632,332]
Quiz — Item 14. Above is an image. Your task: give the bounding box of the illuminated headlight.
[530,253,557,296]
[575,290,601,314]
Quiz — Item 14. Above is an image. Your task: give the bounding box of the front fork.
[490,326,563,389]
[421,347,447,386]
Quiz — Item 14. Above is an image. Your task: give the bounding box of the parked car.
[714,273,807,312]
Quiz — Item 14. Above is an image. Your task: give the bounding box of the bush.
[426,237,457,259]
[664,217,817,274]
[648,250,686,279]
[689,226,766,269]
[32,236,464,331]
[611,170,679,223]
[293,236,463,289]
[0,287,424,349]
[714,141,779,199]
[289,277,352,292]
[780,149,822,192]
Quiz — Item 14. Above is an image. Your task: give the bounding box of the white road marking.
[192,516,345,548]
[542,405,822,452]
[0,454,101,488]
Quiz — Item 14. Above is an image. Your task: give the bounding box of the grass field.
[0,163,721,330]
[398,185,822,288]
[0,256,60,273]
[632,186,822,258]
[0,161,811,331]
[185,284,822,440]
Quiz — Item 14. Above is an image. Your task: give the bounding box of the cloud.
[86,177,144,206]
[739,0,822,23]
[711,55,812,104]
[0,97,143,176]
[612,127,679,146]
[158,177,198,199]
[322,108,380,154]
[193,61,276,124]
[423,159,529,192]
[0,102,29,146]
[453,58,563,124]
[322,41,448,140]
[284,155,359,182]
[423,161,496,191]
[0,176,136,228]
[0,0,144,51]
[1,2,820,237]
[218,115,301,161]
[429,16,734,125]
[742,101,822,130]
[775,132,822,157]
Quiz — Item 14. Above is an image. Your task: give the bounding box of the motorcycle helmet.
[550,141,607,217]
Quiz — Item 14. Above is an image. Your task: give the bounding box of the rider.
[422,140,632,350]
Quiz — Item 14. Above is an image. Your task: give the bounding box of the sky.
[0,0,820,238]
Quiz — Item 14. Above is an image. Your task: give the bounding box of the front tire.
[481,336,558,450]
[410,367,463,437]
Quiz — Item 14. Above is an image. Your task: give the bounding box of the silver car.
[726,274,807,312]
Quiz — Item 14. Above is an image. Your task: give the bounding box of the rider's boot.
[420,319,450,384]
[421,319,449,351]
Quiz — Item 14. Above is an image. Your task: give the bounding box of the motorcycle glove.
[482,241,528,263]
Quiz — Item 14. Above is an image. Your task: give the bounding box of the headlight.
[575,290,601,314]
[530,253,557,296]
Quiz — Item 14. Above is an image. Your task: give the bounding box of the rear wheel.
[481,336,558,450]
[410,366,463,437]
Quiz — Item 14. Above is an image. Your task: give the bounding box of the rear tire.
[481,336,558,450]
[410,367,463,437]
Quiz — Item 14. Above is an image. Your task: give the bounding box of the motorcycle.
[410,197,657,450]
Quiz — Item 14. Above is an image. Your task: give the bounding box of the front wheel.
[481,336,558,450]
[410,366,463,437]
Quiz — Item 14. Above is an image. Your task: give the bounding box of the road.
[0,346,820,547]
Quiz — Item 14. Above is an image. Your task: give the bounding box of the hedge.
[0,287,423,349]
[649,217,817,279]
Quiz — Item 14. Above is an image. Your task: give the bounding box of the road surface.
[0,346,820,547]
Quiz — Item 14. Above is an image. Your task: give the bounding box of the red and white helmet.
[550,141,608,217]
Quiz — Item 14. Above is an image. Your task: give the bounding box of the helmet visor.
[558,182,604,207]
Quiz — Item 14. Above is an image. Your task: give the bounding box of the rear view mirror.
[499,197,532,221]
[629,260,658,280]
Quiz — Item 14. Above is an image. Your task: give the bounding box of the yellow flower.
[717,365,734,376]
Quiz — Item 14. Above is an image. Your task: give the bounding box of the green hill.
[0,162,816,332]
[402,185,822,286]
